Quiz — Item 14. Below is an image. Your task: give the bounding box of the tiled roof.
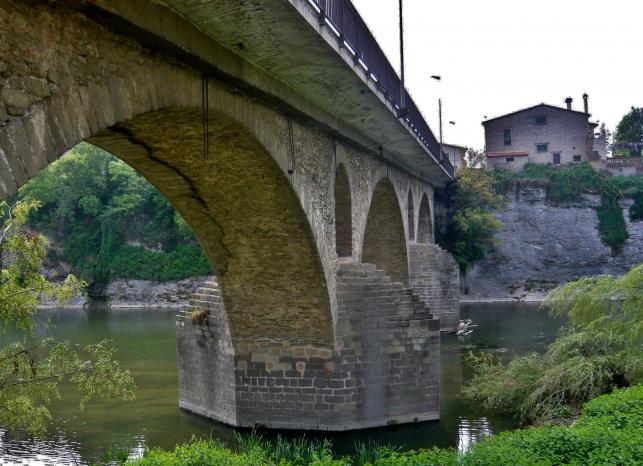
[481,103,590,125]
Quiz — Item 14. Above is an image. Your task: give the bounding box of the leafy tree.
[437,166,503,272]
[18,143,211,294]
[463,264,642,423]
[615,106,643,143]
[0,200,135,436]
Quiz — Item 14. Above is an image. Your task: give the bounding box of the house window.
[503,129,512,146]
[573,155,582,162]
[553,153,561,164]
[506,157,514,162]
[536,143,548,153]
[534,115,547,125]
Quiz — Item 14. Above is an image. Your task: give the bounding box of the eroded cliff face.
[463,183,643,301]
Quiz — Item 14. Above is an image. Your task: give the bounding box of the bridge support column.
[409,244,460,332]
[177,266,441,431]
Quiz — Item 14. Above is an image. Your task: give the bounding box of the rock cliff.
[463,183,643,301]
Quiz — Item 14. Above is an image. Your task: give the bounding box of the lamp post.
[431,75,443,161]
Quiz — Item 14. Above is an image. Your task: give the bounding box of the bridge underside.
[0,0,459,430]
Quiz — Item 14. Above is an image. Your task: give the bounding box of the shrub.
[438,167,504,272]
[127,386,642,465]
[597,194,629,253]
[462,265,643,423]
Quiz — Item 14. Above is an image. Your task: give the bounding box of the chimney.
[583,93,589,113]
[565,97,573,110]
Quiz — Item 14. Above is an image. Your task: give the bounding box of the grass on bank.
[114,385,642,465]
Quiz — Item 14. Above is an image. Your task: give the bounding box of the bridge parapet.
[307,0,454,178]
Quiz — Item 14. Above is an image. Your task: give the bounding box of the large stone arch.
[334,163,352,258]
[88,109,332,347]
[417,193,433,244]
[362,177,409,286]
[0,1,333,348]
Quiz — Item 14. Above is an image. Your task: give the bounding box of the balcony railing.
[306,0,454,179]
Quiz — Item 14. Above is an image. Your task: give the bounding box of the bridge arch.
[0,0,336,348]
[361,177,409,286]
[407,189,415,241]
[417,193,433,244]
[1,93,333,350]
[334,163,352,258]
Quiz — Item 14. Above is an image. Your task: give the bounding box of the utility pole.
[438,98,443,161]
[397,0,407,117]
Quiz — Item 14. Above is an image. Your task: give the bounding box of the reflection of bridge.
[0,0,459,430]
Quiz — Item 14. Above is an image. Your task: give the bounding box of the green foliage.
[492,163,603,202]
[107,244,210,282]
[127,386,642,465]
[438,168,504,272]
[0,200,135,436]
[18,143,211,288]
[450,209,502,271]
[463,265,643,424]
[597,195,629,253]
[615,106,643,143]
[461,390,643,465]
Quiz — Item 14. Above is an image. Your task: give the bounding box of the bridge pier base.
[177,265,441,431]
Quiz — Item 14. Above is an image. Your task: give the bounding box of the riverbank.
[127,385,642,466]
[38,276,212,309]
[459,294,546,304]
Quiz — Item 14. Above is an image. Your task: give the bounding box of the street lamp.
[430,75,444,161]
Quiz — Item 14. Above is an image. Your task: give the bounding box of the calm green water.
[0,302,564,464]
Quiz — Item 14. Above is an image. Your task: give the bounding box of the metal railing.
[306,0,454,178]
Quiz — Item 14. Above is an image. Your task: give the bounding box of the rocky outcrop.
[463,183,643,301]
[39,276,212,308]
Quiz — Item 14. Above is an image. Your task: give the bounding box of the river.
[0,302,564,464]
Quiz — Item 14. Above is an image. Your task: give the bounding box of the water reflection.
[456,417,492,451]
[0,302,564,464]
[0,430,83,465]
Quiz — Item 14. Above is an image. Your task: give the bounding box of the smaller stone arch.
[362,178,409,285]
[335,163,352,258]
[407,189,415,241]
[417,193,433,244]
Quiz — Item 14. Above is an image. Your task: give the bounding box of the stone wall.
[177,264,440,430]
[409,244,460,331]
[463,183,643,301]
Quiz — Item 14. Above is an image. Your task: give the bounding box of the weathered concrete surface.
[463,184,643,301]
[0,0,459,430]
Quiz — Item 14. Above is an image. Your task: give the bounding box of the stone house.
[483,95,598,171]
[442,143,467,171]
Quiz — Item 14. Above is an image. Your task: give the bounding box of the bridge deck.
[93,0,454,185]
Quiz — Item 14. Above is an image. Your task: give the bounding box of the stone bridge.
[0,0,459,430]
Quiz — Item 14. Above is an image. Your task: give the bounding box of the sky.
[350,0,642,149]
